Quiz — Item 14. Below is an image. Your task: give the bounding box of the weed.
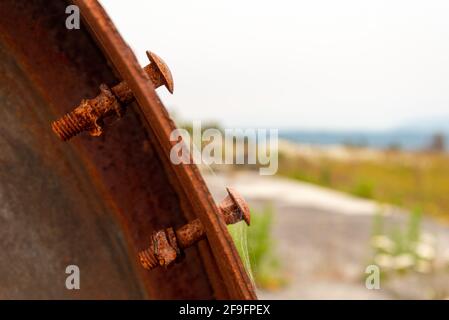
[228,206,287,290]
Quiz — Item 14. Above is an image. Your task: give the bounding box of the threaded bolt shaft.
[51,102,93,141]
[51,51,173,141]
[138,248,159,270]
[139,188,250,271]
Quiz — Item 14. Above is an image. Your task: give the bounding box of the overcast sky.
[101,0,449,131]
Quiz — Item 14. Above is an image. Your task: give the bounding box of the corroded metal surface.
[51,50,174,141]
[0,0,214,299]
[0,0,256,299]
[74,0,257,300]
[221,188,251,226]
[0,40,144,299]
[52,83,123,140]
[139,188,251,271]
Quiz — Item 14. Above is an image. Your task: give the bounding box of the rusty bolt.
[139,187,250,270]
[51,51,173,141]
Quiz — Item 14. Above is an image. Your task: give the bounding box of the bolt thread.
[138,248,159,270]
[51,110,89,141]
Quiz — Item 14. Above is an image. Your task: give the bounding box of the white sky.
[101,0,449,131]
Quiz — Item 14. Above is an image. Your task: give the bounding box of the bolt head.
[226,187,250,226]
[146,51,174,94]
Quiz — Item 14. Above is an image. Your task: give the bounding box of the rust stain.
[0,0,217,299]
[139,188,251,270]
[51,51,173,141]
[74,0,257,298]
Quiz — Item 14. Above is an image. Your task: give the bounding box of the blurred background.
[102,0,449,299]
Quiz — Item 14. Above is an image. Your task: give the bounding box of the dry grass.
[277,150,449,221]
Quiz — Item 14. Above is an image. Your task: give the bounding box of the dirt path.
[203,171,449,299]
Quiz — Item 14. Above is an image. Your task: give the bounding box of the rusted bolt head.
[219,187,251,226]
[152,229,178,267]
[146,51,174,94]
[138,187,250,271]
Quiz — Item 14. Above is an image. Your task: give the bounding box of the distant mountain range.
[394,117,449,134]
[279,117,449,150]
[279,130,448,150]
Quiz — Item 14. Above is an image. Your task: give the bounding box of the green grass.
[277,152,449,222]
[228,206,287,290]
[370,208,439,277]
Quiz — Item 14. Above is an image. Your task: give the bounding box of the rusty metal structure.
[51,51,174,141]
[0,0,256,299]
[139,188,251,271]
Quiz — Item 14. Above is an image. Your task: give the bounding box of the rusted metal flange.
[139,188,251,270]
[0,0,256,299]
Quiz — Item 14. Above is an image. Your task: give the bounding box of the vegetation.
[277,151,449,222]
[228,206,287,290]
[370,209,449,298]
[370,209,438,275]
[176,117,449,222]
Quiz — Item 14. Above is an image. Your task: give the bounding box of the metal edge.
[73,0,257,299]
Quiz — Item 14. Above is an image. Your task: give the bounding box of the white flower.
[371,235,395,253]
[374,253,394,269]
[420,233,436,245]
[393,254,415,270]
[414,242,436,260]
